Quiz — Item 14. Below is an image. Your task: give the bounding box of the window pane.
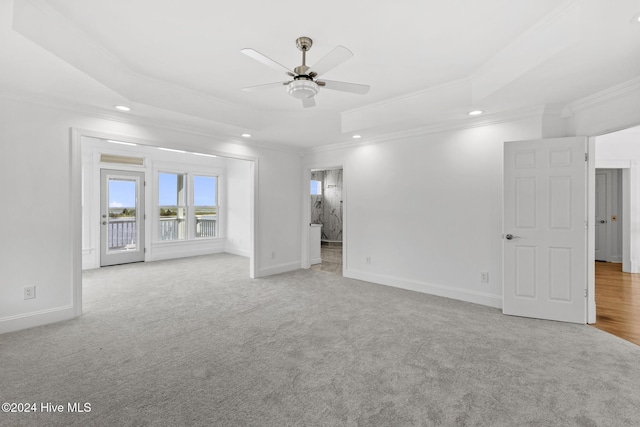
[194,175,217,206]
[158,172,186,240]
[194,175,217,238]
[108,178,138,251]
[159,172,185,206]
[310,180,322,195]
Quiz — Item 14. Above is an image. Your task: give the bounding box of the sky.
[108,174,217,208]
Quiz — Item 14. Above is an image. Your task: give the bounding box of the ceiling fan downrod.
[295,36,313,76]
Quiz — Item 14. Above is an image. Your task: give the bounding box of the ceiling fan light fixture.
[287,79,318,99]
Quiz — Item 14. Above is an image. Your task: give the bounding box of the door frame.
[301,162,345,274]
[70,128,258,318]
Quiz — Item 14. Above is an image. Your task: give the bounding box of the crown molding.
[308,105,549,154]
[562,76,640,118]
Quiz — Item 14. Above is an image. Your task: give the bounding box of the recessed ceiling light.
[468,110,483,116]
[631,12,640,23]
[115,105,131,111]
[107,139,137,146]
[241,133,251,138]
[352,135,362,139]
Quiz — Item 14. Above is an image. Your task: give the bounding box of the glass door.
[100,169,145,266]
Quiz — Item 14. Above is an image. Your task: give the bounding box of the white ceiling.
[2,0,640,149]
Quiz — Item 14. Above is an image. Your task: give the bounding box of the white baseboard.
[256,261,300,278]
[310,257,322,265]
[0,306,75,335]
[344,269,503,309]
[610,256,622,263]
[225,247,251,258]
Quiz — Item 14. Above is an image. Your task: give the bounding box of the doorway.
[100,169,145,266]
[594,169,622,263]
[309,168,343,275]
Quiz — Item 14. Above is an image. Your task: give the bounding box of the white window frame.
[154,165,224,244]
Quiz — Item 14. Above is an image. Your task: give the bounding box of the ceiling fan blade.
[241,81,288,92]
[308,46,353,77]
[241,48,295,76]
[317,79,370,95]
[302,97,316,108]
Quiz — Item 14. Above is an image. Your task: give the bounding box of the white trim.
[0,306,75,335]
[311,105,548,154]
[250,159,258,279]
[149,240,226,262]
[345,270,502,309]
[563,76,640,117]
[595,160,632,169]
[301,162,345,274]
[256,262,300,278]
[225,247,251,258]
[587,137,596,324]
[70,129,83,317]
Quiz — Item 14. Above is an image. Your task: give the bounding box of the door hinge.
[584,289,587,298]
[585,153,588,161]
[144,248,147,253]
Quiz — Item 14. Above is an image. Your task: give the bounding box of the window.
[194,175,218,238]
[158,173,186,240]
[310,180,322,195]
[158,172,219,241]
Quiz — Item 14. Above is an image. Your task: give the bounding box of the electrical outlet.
[480,272,489,283]
[365,256,371,265]
[24,285,36,300]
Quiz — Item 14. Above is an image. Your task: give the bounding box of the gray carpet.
[1,253,639,426]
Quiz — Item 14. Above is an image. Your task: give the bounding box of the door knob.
[505,234,519,240]
[599,220,606,224]
[102,221,107,225]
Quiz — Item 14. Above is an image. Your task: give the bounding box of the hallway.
[593,262,640,346]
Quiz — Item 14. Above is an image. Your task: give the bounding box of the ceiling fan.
[241,36,370,108]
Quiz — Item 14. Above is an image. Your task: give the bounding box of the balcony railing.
[108,218,137,250]
[108,217,217,247]
[159,216,217,240]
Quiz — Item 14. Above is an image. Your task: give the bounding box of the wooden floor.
[593,262,640,346]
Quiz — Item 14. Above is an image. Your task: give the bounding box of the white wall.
[0,97,302,334]
[256,148,303,276]
[305,117,542,308]
[226,158,252,257]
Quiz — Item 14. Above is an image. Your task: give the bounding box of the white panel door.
[503,137,587,324]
